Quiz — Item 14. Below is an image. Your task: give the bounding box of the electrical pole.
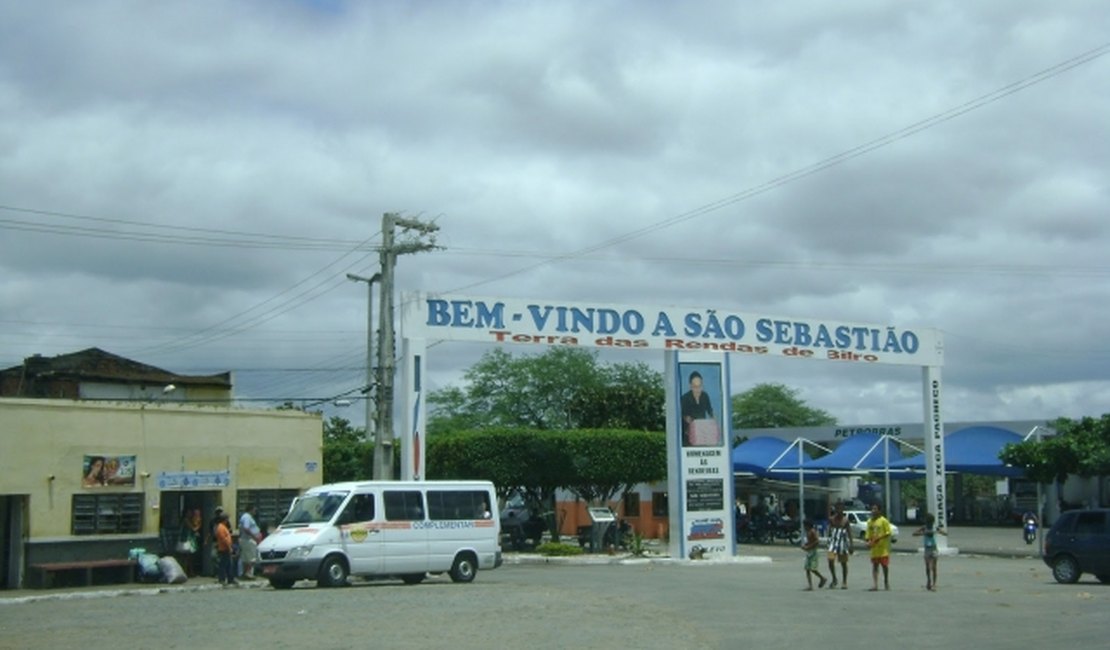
[375,212,438,480]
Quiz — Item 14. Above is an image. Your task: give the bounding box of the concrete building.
[0,349,323,589]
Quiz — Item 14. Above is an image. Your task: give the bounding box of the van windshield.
[281,491,349,525]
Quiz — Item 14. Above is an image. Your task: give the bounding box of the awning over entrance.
[774,432,904,473]
[731,436,813,476]
[889,425,1025,477]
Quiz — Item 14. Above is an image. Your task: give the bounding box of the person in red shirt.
[215,514,237,586]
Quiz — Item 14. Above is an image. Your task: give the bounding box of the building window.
[623,492,641,517]
[652,492,668,517]
[237,489,301,532]
[72,493,144,535]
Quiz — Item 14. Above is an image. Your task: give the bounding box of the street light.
[347,272,383,478]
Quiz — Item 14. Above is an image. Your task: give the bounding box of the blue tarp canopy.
[888,426,1025,477]
[732,436,813,476]
[774,432,904,473]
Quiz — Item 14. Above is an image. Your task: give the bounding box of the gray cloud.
[2,0,1108,428]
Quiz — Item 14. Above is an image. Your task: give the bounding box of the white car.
[843,510,899,544]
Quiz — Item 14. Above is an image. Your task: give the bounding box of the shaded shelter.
[889,426,1025,477]
[731,436,814,477]
[776,432,906,472]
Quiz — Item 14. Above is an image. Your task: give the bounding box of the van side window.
[384,490,424,521]
[336,494,375,525]
[428,490,491,520]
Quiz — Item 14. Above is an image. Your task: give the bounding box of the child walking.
[912,512,947,591]
[802,520,827,590]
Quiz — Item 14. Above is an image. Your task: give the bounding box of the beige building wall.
[0,398,322,541]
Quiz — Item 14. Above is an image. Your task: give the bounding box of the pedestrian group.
[802,503,945,592]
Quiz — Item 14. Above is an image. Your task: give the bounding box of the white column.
[664,351,681,559]
[923,365,950,551]
[400,337,426,481]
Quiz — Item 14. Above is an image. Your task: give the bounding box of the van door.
[1072,510,1109,576]
[382,489,429,574]
[333,493,381,576]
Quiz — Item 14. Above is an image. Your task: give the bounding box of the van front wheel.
[449,553,477,583]
[318,556,349,588]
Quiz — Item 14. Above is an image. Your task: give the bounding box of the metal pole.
[798,439,805,540]
[346,272,381,474]
[883,435,891,520]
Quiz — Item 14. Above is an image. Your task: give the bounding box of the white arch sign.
[400,292,947,559]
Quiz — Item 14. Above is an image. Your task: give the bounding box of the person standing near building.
[913,512,947,591]
[206,506,225,577]
[826,504,852,589]
[238,504,262,579]
[866,503,893,591]
[215,513,237,586]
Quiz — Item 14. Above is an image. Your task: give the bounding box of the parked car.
[500,491,546,551]
[1042,508,1110,584]
[843,510,899,544]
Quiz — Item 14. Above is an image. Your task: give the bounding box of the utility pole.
[345,271,380,449]
[375,212,438,480]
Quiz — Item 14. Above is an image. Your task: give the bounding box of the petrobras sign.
[401,292,943,367]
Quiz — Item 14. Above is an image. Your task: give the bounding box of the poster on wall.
[82,454,136,487]
[679,363,723,447]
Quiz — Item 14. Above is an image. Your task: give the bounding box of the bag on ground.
[158,555,188,584]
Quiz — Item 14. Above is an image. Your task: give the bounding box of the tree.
[428,348,663,434]
[1000,415,1110,483]
[730,382,836,432]
[561,428,667,504]
[321,416,373,483]
[570,362,665,431]
[426,427,667,539]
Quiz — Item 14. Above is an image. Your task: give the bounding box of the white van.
[257,480,502,589]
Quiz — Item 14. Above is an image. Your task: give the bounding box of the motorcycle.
[1023,515,1038,544]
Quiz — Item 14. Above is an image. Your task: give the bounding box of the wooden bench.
[30,559,137,589]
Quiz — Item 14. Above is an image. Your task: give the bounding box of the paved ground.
[0,525,1042,606]
[0,528,1105,650]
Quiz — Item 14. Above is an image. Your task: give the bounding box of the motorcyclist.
[1021,510,1039,543]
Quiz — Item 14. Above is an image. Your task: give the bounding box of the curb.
[0,578,266,606]
[503,553,773,566]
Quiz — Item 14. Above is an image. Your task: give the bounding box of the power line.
[0,206,379,252]
[445,41,1110,293]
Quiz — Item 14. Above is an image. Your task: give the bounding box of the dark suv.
[1042,508,1110,584]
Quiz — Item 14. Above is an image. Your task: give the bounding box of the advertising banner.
[667,354,735,560]
[82,454,136,488]
[401,292,943,367]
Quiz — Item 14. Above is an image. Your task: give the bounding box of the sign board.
[399,291,947,557]
[587,507,616,523]
[667,354,735,559]
[157,470,230,490]
[401,292,943,367]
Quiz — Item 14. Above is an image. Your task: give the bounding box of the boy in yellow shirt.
[866,503,892,591]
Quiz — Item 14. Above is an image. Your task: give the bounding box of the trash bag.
[158,555,188,584]
[138,553,162,582]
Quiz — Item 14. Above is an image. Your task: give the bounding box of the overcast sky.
[2,1,1108,430]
